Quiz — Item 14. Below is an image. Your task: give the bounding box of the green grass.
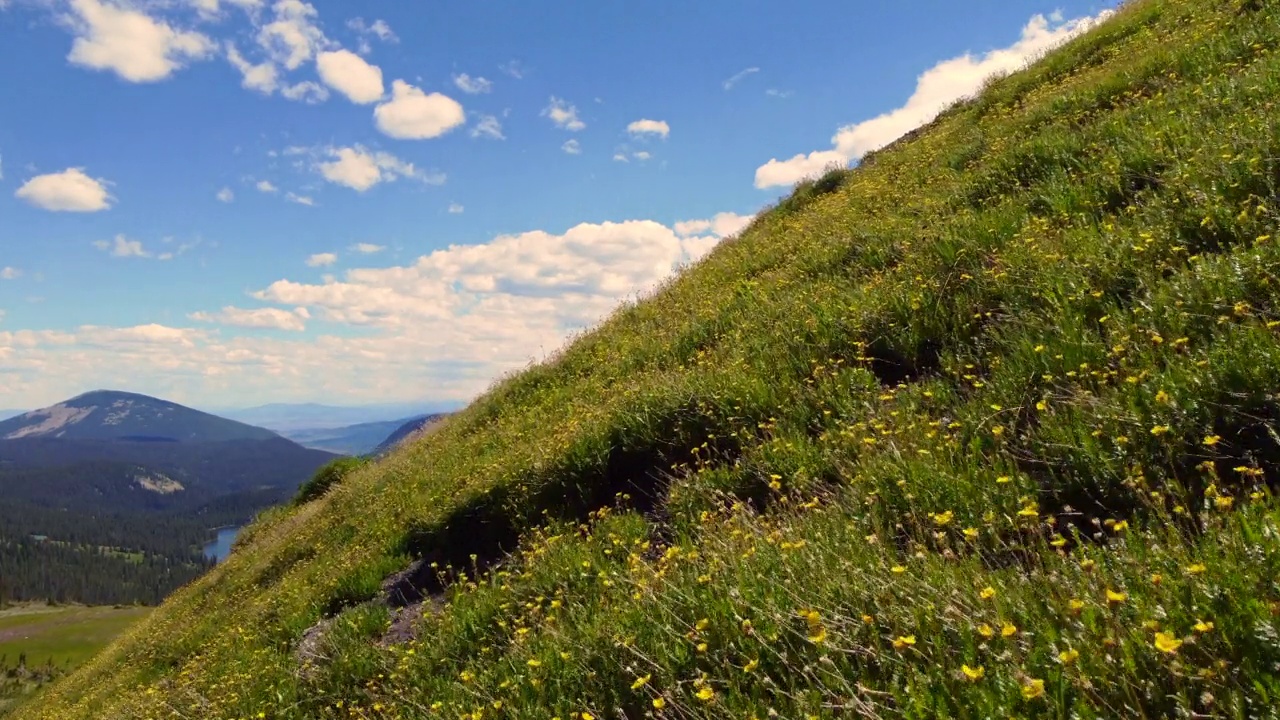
[16,0,1280,717]
[0,605,151,671]
[0,604,150,715]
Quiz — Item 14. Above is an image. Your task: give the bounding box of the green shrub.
[774,163,851,216]
[293,457,366,505]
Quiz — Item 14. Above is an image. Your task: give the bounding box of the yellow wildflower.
[1021,678,1046,700]
[1155,632,1182,654]
[631,674,650,690]
[652,698,666,710]
[695,686,715,702]
[980,586,997,600]
[1059,648,1080,664]
[1106,589,1128,605]
[1001,622,1018,637]
[961,664,985,681]
[1194,619,1214,633]
[892,635,917,650]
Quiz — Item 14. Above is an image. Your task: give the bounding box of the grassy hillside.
[18,0,1280,717]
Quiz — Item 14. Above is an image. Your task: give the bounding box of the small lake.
[202,526,241,563]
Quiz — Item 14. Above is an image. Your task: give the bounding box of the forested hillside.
[17,0,1280,718]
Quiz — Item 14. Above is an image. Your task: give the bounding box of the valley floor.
[0,604,149,715]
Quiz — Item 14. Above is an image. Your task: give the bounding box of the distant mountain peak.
[0,390,280,443]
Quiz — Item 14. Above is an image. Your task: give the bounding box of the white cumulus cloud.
[562,139,581,155]
[674,212,755,239]
[753,10,1115,188]
[256,179,279,193]
[627,119,670,139]
[15,168,112,212]
[350,242,385,254]
[305,252,336,267]
[316,145,430,192]
[0,209,752,408]
[0,267,22,280]
[316,49,383,103]
[216,187,235,202]
[65,0,215,82]
[753,150,848,190]
[226,41,279,94]
[189,306,308,331]
[256,0,329,70]
[374,80,466,140]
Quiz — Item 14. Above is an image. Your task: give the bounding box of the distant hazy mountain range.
[0,390,337,515]
[217,401,460,433]
[280,417,422,455]
[373,414,448,456]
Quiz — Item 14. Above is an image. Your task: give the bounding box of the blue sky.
[0,0,1115,410]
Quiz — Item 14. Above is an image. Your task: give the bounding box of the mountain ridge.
[372,413,449,456]
[0,390,278,443]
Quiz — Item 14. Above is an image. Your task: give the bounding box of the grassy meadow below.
[14,0,1280,718]
[0,604,149,714]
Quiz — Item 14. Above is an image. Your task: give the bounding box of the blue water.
[202,526,241,562]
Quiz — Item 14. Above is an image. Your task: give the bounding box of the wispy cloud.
[453,73,493,94]
[543,97,585,131]
[722,66,759,90]
[305,252,337,267]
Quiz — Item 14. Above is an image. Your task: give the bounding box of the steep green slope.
[19,1,1280,717]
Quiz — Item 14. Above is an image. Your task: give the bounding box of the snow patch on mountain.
[3,404,96,439]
